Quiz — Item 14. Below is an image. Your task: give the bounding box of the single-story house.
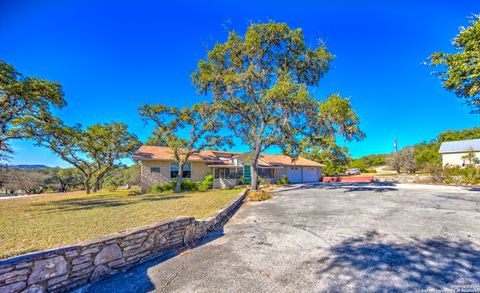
[133,146,324,192]
[439,138,480,167]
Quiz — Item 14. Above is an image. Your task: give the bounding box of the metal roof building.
[439,138,480,153]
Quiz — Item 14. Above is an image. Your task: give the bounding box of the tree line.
[0,165,140,195]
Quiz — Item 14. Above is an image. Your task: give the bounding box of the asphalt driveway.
[82,183,480,292]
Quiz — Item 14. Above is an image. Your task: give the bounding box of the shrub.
[181,179,198,191]
[258,176,265,184]
[364,169,377,173]
[276,175,289,185]
[105,185,118,192]
[443,165,480,185]
[198,174,213,191]
[150,183,164,193]
[238,176,245,185]
[246,190,272,201]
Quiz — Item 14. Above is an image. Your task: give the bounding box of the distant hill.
[6,164,50,170]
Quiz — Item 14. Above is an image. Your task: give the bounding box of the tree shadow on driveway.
[32,194,186,212]
[317,231,480,292]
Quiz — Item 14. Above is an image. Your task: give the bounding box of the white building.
[438,138,480,167]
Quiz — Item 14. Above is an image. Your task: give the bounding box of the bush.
[198,175,213,191]
[246,190,272,201]
[105,185,118,192]
[443,165,480,185]
[364,169,377,174]
[150,183,164,193]
[276,175,289,185]
[181,179,198,191]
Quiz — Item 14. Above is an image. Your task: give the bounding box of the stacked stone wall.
[0,190,248,293]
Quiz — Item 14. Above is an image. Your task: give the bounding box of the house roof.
[133,146,224,163]
[257,154,325,167]
[439,138,480,153]
[133,146,324,167]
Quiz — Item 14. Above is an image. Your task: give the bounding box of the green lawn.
[0,188,241,260]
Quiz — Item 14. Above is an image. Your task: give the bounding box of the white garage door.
[287,167,302,183]
[302,167,318,182]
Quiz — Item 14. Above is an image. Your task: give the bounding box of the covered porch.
[209,165,244,189]
[208,165,279,189]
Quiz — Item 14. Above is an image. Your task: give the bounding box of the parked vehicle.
[346,168,361,176]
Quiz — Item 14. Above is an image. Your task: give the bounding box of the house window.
[258,168,274,178]
[170,163,191,178]
[150,167,161,173]
[214,167,243,179]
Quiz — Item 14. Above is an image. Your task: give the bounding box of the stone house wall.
[0,190,248,293]
[140,160,212,192]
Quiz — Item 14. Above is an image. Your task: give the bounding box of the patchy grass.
[0,188,241,260]
[246,190,272,202]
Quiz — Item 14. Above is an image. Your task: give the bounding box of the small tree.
[429,16,480,113]
[462,147,479,165]
[140,102,232,193]
[389,147,418,174]
[193,22,364,190]
[46,168,83,192]
[0,60,65,160]
[304,143,351,176]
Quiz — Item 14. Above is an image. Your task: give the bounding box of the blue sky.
[1,0,479,167]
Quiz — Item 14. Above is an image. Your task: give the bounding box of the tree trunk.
[93,180,100,192]
[250,150,262,190]
[92,172,106,193]
[84,179,91,194]
[174,163,184,193]
[250,164,258,190]
[251,122,265,191]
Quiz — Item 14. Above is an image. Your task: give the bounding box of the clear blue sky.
[1,0,479,167]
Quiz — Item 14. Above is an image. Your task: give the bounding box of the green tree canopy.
[83,122,141,192]
[140,102,232,193]
[193,21,364,189]
[303,143,351,176]
[430,16,480,113]
[23,118,140,194]
[0,60,65,159]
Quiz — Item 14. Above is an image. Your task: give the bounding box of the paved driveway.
[83,183,480,292]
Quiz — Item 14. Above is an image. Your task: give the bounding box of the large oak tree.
[0,60,65,160]
[430,16,480,113]
[24,118,140,194]
[193,22,364,189]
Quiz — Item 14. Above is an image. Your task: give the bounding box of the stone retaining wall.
[0,190,248,293]
[373,175,436,184]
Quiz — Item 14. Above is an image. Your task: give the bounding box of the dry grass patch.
[246,190,273,201]
[0,188,241,260]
